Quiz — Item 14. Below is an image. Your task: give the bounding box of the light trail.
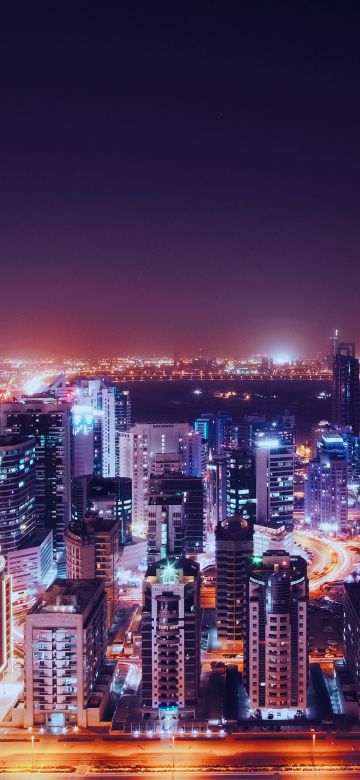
[295,530,355,594]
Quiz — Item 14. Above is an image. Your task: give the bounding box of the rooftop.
[29,578,104,615]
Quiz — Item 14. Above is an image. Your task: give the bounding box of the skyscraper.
[89,476,132,546]
[148,474,205,554]
[247,551,308,715]
[0,435,37,556]
[343,582,360,709]
[121,423,200,523]
[226,448,256,520]
[146,495,184,563]
[215,516,254,653]
[1,402,71,560]
[0,555,12,679]
[255,436,295,528]
[305,432,348,533]
[141,557,200,718]
[332,343,360,436]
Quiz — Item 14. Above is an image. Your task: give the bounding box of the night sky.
[1,1,360,358]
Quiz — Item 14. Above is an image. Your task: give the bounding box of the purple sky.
[1,1,360,358]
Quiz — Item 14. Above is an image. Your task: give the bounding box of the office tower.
[71,403,94,478]
[226,448,256,520]
[206,453,227,530]
[194,413,216,451]
[255,436,295,528]
[244,413,296,450]
[89,476,132,546]
[147,495,184,562]
[0,435,36,556]
[141,557,200,717]
[215,516,254,652]
[329,328,340,365]
[1,402,71,559]
[148,474,205,554]
[343,582,360,707]
[122,423,199,522]
[7,529,55,603]
[24,578,107,728]
[179,430,203,477]
[215,412,233,454]
[71,380,131,477]
[332,343,360,436]
[0,555,12,678]
[305,432,348,533]
[65,512,119,626]
[247,551,308,714]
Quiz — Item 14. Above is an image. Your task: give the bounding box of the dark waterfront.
[116,379,332,441]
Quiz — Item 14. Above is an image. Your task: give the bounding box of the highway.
[1,732,360,776]
[295,530,356,595]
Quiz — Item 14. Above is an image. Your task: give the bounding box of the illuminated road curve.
[295,530,355,595]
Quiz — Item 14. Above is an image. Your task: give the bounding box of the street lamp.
[31,735,35,771]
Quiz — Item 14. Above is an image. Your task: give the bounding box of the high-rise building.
[1,402,71,560]
[24,578,108,727]
[0,555,12,678]
[71,403,94,478]
[215,412,233,454]
[65,512,119,626]
[6,528,55,603]
[226,448,256,520]
[0,435,37,556]
[305,432,348,533]
[215,516,254,653]
[121,423,200,523]
[148,474,205,554]
[332,343,360,436]
[89,476,132,546]
[206,453,227,530]
[255,436,295,528]
[247,551,308,714]
[194,414,216,451]
[343,582,360,709]
[141,557,200,717]
[147,495,184,563]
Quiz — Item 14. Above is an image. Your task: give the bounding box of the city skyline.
[1,3,360,356]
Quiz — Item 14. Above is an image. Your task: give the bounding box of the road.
[295,530,356,595]
[2,733,360,776]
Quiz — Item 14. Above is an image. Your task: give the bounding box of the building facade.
[0,435,37,556]
[0,556,12,679]
[255,436,295,528]
[332,342,360,436]
[215,516,254,653]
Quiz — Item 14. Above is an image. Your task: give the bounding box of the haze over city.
[1,2,360,357]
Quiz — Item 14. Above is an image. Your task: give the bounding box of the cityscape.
[2,2,360,779]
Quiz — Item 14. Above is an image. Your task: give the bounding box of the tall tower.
[332,343,360,436]
[255,436,295,528]
[141,557,200,718]
[329,328,339,363]
[215,516,254,653]
[0,435,37,556]
[0,555,12,678]
[247,551,308,715]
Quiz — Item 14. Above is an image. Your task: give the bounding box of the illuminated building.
[206,453,227,529]
[305,432,348,533]
[6,529,54,601]
[148,474,205,554]
[247,551,308,715]
[343,582,360,713]
[146,494,184,563]
[1,402,71,561]
[65,512,119,626]
[89,476,132,546]
[141,557,200,717]
[194,413,216,450]
[71,380,131,477]
[226,448,256,520]
[215,516,254,653]
[0,555,12,679]
[255,435,295,528]
[332,342,360,436]
[24,578,108,728]
[215,412,233,453]
[0,435,36,555]
[121,423,200,522]
[71,403,94,478]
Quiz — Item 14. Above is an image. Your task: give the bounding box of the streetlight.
[31,735,35,772]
